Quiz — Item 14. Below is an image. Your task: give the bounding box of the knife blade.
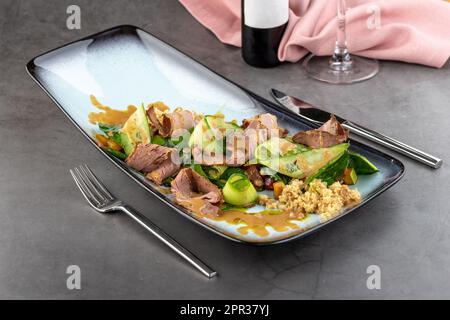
[270,88,442,169]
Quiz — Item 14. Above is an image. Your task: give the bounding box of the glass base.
[303,54,379,84]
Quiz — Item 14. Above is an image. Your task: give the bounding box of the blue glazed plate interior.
[27,25,405,244]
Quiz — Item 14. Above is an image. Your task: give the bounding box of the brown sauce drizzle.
[177,197,210,215]
[214,210,299,237]
[88,95,136,125]
[183,198,301,237]
[155,186,172,195]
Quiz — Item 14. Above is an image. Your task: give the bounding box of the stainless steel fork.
[70,164,217,278]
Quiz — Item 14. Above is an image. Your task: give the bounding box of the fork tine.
[75,167,105,205]
[78,165,109,203]
[70,168,100,207]
[82,164,114,200]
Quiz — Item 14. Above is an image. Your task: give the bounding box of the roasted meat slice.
[242,113,278,131]
[147,105,195,138]
[146,105,164,135]
[242,113,288,161]
[126,143,180,185]
[171,168,223,216]
[292,115,349,148]
[243,113,288,137]
[125,144,170,172]
[244,165,264,190]
[146,155,181,185]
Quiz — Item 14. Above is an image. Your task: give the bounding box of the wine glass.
[303,0,379,84]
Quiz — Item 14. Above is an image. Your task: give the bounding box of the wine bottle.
[241,0,289,68]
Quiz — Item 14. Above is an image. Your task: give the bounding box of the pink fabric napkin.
[179,0,450,68]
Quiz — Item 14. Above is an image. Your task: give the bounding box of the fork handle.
[118,204,217,278]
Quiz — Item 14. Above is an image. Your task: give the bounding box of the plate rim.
[26,24,406,246]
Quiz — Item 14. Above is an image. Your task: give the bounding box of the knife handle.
[343,122,442,169]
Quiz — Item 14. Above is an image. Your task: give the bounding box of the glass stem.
[330,0,352,70]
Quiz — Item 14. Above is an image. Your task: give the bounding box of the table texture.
[1,0,449,299]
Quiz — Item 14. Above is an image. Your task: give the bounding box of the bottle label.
[244,0,289,29]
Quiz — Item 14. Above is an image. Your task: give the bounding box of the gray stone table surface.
[1,0,449,299]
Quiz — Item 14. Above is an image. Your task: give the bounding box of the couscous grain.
[259,179,361,221]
